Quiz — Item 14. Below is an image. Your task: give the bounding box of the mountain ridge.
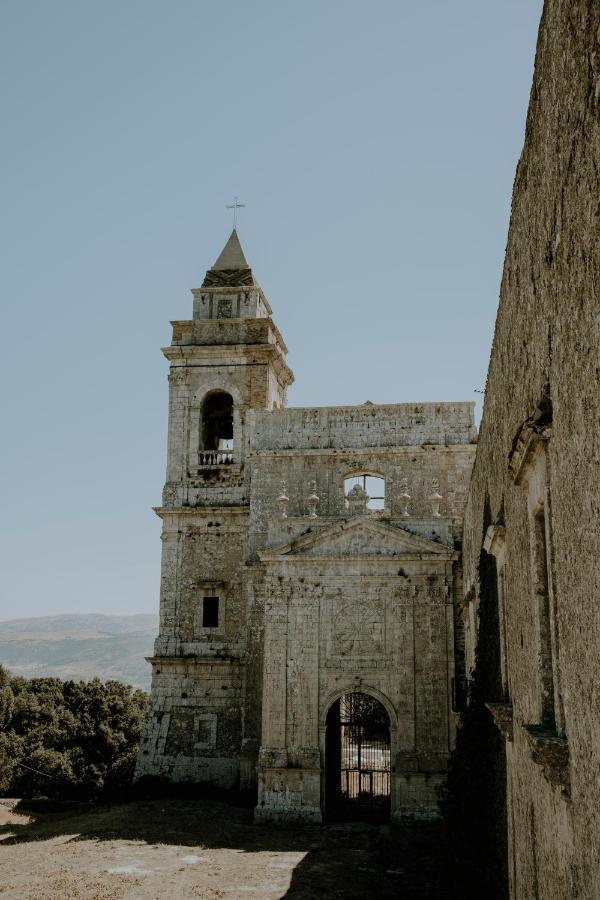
[0,613,158,690]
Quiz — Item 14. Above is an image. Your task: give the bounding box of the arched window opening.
[343,473,385,511]
[201,391,234,461]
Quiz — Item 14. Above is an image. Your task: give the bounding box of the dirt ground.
[0,796,451,899]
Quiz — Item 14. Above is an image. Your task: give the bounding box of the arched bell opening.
[201,391,234,453]
[325,691,391,822]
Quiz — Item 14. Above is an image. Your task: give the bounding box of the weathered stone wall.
[461,3,600,897]
[254,558,457,823]
[250,402,476,451]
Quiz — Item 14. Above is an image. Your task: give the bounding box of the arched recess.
[321,683,398,728]
[323,688,392,821]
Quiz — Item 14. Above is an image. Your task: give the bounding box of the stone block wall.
[136,657,243,787]
[461,3,600,896]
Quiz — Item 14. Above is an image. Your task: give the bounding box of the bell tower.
[161,229,294,507]
[136,231,293,788]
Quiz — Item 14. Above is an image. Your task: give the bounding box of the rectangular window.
[202,596,219,628]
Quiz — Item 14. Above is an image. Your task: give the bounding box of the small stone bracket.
[486,702,514,741]
[522,724,570,793]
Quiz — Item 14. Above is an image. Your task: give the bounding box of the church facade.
[135,230,476,822]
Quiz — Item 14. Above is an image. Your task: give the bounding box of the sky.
[0,0,544,619]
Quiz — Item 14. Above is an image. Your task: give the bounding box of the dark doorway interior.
[326,692,391,822]
[201,391,233,451]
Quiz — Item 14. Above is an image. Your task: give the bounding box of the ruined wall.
[462,3,600,897]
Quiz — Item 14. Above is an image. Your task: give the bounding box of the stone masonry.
[460,2,600,897]
[135,229,477,822]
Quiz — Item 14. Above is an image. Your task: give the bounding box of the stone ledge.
[522,724,570,792]
[486,702,514,741]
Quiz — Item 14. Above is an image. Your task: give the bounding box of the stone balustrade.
[198,450,235,466]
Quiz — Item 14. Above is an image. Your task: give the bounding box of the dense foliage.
[0,666,147,800]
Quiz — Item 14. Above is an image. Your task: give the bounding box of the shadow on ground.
[1,797,452,899]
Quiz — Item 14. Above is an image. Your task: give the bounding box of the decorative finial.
[429,478,443,517]
[226,196,245,228]
[398,478,411,518]
[276,480,290,518]
[306,481,320,518]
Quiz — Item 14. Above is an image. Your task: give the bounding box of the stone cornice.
[169,314,287,353]
[147,655,242,666]
[162,343,294,387]
[248,445,477,460]
[255,555,456,567]
[154,505,250,520]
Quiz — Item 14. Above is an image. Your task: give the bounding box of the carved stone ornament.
[346,483,369,516]
[276,480,290,518]
[398,477,411,517]
[305,481,319,518]
[333,598,384,656]
[429,479,443,517]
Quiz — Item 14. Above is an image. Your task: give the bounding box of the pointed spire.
[202,229,256,288]
[212,229,250,270]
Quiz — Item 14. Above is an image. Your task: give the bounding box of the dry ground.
[0,796,451,899]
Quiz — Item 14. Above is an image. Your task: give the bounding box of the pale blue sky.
[0,1,543,618]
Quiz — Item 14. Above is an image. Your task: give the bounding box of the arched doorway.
[326,691,391,821]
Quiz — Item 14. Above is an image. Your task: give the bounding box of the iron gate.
[327,692,391,820]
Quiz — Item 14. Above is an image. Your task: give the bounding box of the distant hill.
[0,614,158,690]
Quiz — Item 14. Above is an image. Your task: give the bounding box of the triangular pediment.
[259,516,456,562]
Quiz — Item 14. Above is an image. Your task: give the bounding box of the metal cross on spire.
[226,196,245,228]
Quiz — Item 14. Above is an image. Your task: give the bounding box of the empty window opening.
[201,391,233,452]
[344,474,385,510]
[202,596,219,628]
